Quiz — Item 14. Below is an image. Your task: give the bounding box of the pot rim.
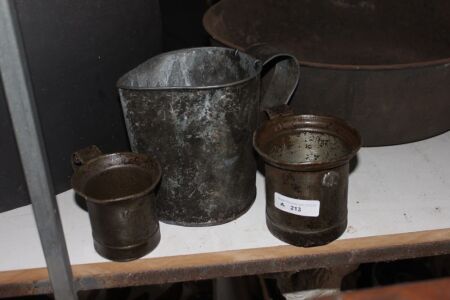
[203,2,450,71]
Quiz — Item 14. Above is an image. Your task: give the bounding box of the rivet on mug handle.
[322,171,340,188]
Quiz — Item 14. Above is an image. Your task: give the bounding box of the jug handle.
[245,43,300,111]
[71,145,103,171]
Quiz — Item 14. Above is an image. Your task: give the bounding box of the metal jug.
[117,45,299,226]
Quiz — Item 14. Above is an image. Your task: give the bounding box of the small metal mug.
[254,106,361,247]
[71,145,162,261]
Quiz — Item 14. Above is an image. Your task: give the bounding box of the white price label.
[274,192,320,217]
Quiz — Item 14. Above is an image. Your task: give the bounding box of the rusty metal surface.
[117,47,299,226]
[254,111,361,246]
[203,0,450,146]
[323,277,450,300]
[71,146,161,261]
[2,229,450,297]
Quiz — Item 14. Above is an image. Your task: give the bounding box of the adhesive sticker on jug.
[274,192,320,217]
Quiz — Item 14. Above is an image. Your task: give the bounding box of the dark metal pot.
[71,146,161,261]
[204,0,450,146]
[117,46,299,226]
[254,107,361,247]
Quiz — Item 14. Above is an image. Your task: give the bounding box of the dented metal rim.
[71,153,162,204]
[207,35,450,71]
[203,2,450,71]
[116,47,263,91]
[253,114,362,171]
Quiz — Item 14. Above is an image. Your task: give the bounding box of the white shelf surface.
[1,132,449,272]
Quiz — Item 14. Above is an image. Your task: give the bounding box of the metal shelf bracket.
[0,1,78,299]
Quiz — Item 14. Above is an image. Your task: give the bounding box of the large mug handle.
[245,43,300,111]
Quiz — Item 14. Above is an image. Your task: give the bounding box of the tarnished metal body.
[204,0,450,146]
[117,47,299,226]
[71,146,161,261]
[254,110,361,246]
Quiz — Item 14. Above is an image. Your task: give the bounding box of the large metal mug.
[117,45,299,226]
[254,106,361,247]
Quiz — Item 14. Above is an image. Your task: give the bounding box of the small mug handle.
[263,104,295,120]
[71,145,103,171]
